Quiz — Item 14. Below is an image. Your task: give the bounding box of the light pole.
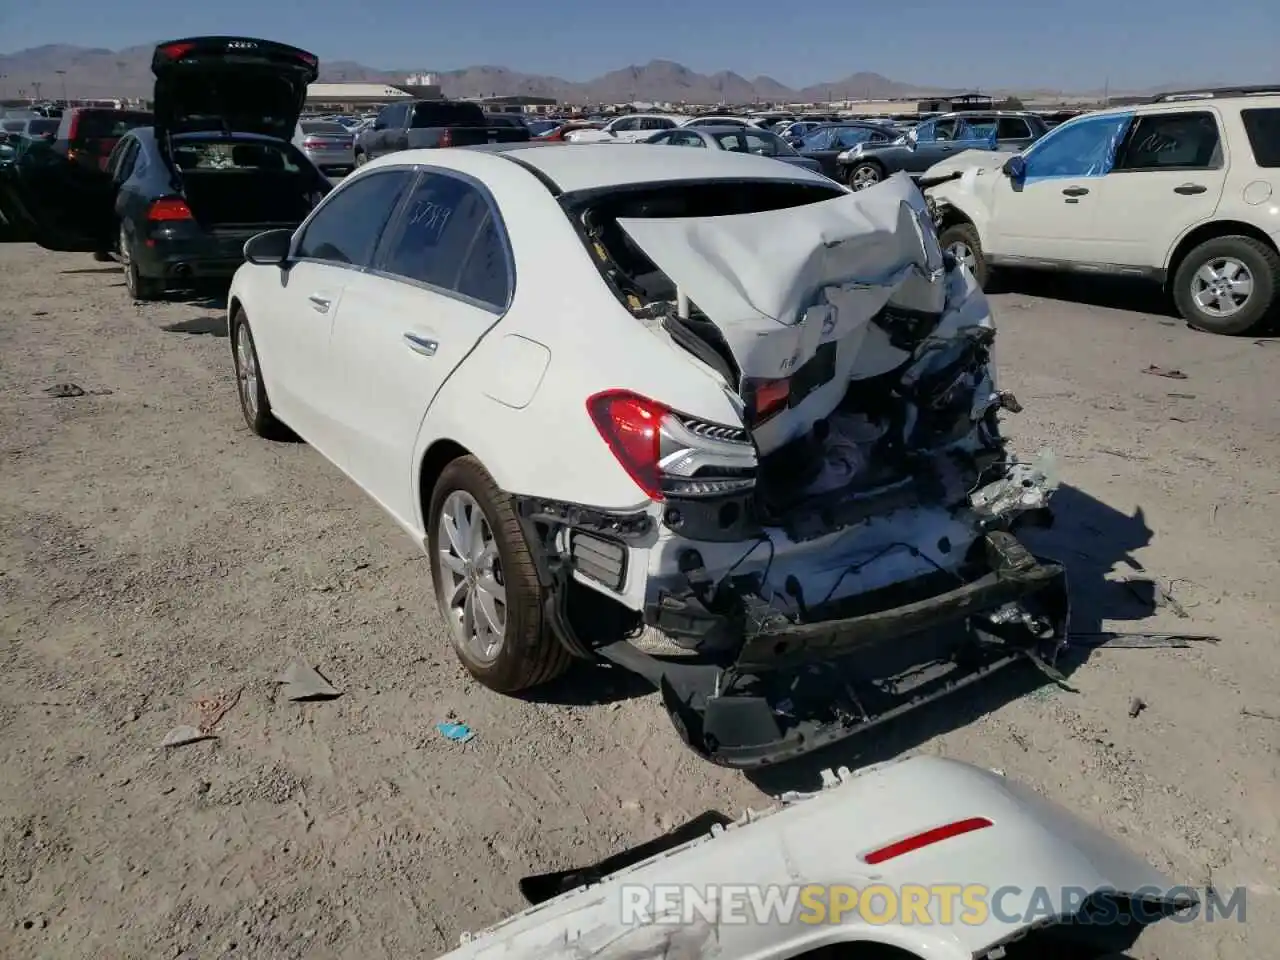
[56,69,67,104]
[31,81,42,102]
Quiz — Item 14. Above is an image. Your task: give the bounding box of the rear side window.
[1114,112,1222,170]
[295,169,412,267]
[997,117,1031,139]
[1240,108,1280,168]
[379,172,510,307]
[411,102,486,128]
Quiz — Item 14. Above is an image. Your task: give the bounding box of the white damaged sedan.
[228,146,1064,767]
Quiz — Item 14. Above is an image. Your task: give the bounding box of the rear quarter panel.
[408,157,741,523]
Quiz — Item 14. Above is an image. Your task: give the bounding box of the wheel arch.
[417,438,473,532]
[1164,220,1279,289]
[935,202,976,234]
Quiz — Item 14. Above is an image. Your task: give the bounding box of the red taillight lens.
[302,137,322,148]
[439,129,453,148]
[750,377,791,424]
[587,390,668,501]
[160,41,196,60]
[861,817,994,865]
[147,197,193,221]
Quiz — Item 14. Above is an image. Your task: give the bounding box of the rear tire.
[939,222,989,289]
[353,150,367,168]
[1171,235,1279,335]
[427,455,570,694]
[230,309,290,440]
[120,225,162,301]
[846,161,884,191]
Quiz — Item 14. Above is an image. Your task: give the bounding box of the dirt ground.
[1,241,1276,960]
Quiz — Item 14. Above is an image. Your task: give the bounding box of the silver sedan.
[292,120,356,176]
[643,124,825,176]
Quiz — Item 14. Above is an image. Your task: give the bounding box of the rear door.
[331,170,513,528]
[996,116,1037,151]
[1088,109,1228,268]
[251,168,412,449]
[0,136,115,251]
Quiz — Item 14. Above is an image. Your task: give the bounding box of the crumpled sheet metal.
[617,175,991,454]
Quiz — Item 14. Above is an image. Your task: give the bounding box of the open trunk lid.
[151,36,319,143]
[615,174,956,456]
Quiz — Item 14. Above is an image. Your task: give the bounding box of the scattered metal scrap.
[43,383,114,398]
[1142,365,1188,380]
[1240,706,1280,723]
[1071,632,1221,649]
[160,687,243,748]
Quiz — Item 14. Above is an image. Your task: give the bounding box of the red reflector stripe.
[861,817,993,865]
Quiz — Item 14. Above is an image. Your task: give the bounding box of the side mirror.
[244,228,293,266]
[1002,155,1027,181]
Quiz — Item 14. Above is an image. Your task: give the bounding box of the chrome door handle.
[403,333,438,356]
[1174,183,1207,195]
[308,294,331,313]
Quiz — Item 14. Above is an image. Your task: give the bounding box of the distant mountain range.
[0,43,1234,105]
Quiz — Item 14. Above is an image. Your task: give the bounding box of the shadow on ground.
[60,266,120,275]
[162,315,227,337]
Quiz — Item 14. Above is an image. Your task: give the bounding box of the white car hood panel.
[924,148,1018,179]
[441,755,1182,960]
[616,175,993,454]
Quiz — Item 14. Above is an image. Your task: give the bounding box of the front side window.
[295,169,412,266]
[958,118,997,141]
[742,131,784,156]
[1021,114,1133,180]
[834,127,879,149]
[1114,111,1222,171]
[610,117,639,133]
[380,172,509,306]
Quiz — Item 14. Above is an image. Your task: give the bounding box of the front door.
[0,138,115,251]
[252,168,413,450]
[985,112,1135,262]
[1087,109,1228,268]
[331,170,511,530]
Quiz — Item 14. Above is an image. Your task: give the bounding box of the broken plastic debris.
[1071,632,1221,649]
[1128,697,1147,718]
[970,449,1059,520]
[161,725,215,748]
[43,383,113,398]
[436,722,475,743]
[275,662,342,701]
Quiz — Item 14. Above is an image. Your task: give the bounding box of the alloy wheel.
[438,490,507,663]
[1191,257,1253,318]
[235,322,259,421]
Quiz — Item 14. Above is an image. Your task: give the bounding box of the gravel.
[0,244,1276,959]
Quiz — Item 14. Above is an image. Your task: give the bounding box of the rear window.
[171,139,303,172]
[28,119,59,136]
[300,121,350,135]
[410,102,486,128]
[1240,108,1280,168]
[2,120,25,132]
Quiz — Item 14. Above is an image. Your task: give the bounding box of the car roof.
[688,125,777,136]
[364,142,828,193]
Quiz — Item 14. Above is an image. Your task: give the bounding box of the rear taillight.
[159,41,196,60]
[439,129,453,148]
[747,376,791,424]
[588,390,667,500]
[861,817,994,865]
[147,197,193,221]
[302,137,322,148]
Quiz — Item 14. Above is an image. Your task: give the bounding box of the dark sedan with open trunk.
[0,36,332,300]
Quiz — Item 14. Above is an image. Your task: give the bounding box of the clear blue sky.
[1,0,1275,91]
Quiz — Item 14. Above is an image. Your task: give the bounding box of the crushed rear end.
[522,173,1066,768]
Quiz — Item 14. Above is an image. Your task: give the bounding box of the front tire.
[353,150,367,168]
[230,309,289,439]
[1172,235,1279,335]
[939,221,989,289]
[846,161,883,191]
[428,456,570,693]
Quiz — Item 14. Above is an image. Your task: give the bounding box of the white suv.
[925,87,1280,334]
